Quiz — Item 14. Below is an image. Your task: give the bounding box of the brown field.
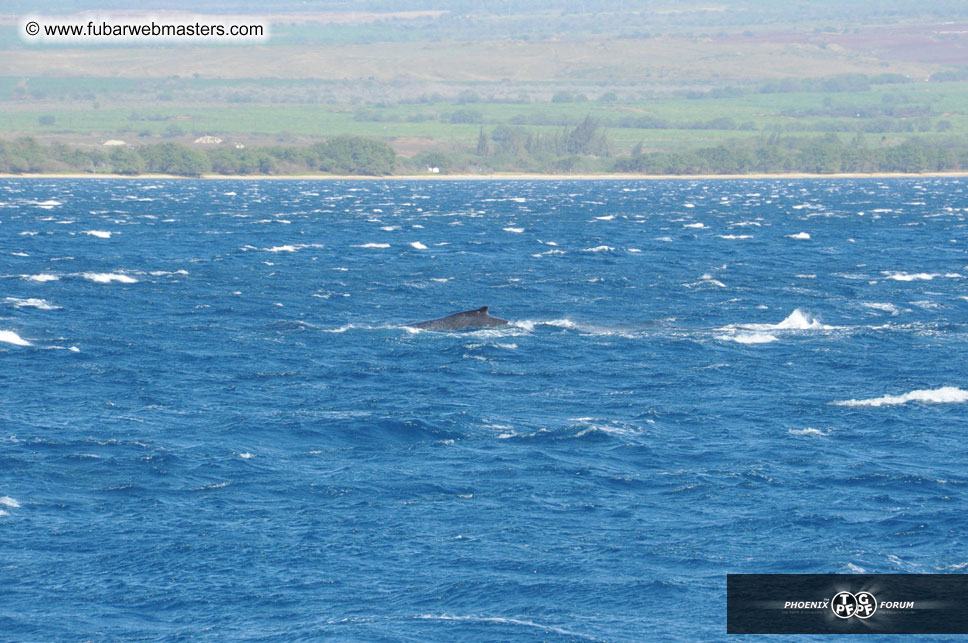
[0,10,448,26]
[1,34,941,84]
[719,22,968,66]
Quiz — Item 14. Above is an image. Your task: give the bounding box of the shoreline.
[1,171,967,181]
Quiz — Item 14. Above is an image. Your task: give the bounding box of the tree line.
[0,136,396,176]
[615,133,968,174]
[2,129,968,177]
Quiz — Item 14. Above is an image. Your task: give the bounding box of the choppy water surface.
[1,178,966,641]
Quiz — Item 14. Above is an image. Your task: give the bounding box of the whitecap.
[410,241,428,250]
[414,614,595,640]
[237,452,255,459]
[885,272,939,281]
[862,302,900,316]
[82,272,138,283]
[684,222,706,229]
[731,308,826,332]
[582,245,613,252]
[774,309,824,330]
[718,234,752,240]
[503,227,524,233]
[354,243,390,249]
[266,245,297,252]
[4,297,60,310]
[84,230,112,239]
[718,333,778,344]
[786,232,811,240]
[23,274,59,282]
[0,331,32,346]
[789,427,830,436]
[0,496,20,508]
[834,386,968,407]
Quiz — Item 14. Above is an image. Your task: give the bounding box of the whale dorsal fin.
[476,306,488,313]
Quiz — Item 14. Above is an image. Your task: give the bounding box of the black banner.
[727,574,968,634]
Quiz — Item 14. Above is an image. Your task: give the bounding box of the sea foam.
[82,273,138,283]
[834,386,968,407]
[0,331,32,346]
[718,333,778,344]
[5,297,60,310]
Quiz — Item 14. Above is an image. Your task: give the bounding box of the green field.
[4,81,968,156]
[2,2,968,173]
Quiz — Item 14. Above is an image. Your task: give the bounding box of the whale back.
[407,306,509,331]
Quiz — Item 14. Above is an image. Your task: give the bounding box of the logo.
[832,591,877,619]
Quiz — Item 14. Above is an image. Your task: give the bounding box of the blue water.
[1,178,967,641]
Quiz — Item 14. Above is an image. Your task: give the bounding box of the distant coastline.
[3,171,968,181]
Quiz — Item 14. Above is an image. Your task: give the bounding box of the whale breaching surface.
[406,306,509,331]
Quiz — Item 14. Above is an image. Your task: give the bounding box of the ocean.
[1,177,966,641]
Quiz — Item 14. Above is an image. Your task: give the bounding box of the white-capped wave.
[414,615,595,640]
[731,308,827,332]
[84,230,112,239]
[582,245,613,252]
[862,302,900,316]
[718,333,778,344]
[503,227,524,233]
[265,243,323,253]
[685,274,726,288]
[82,272,138,283]
[0,331,32,346]
[684,222,706,229]
[834,387,968,407]
[5,297,60,310]
[774,309,824,330]
[23,274,59,282]
[0,496,20,508]
[789,427,830,436]
[354,243,390,249]
[787,232,811,240]
[410,241,428,249]
[718,234,752,239]
[237,452,255,459]
[885,272,939,281]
